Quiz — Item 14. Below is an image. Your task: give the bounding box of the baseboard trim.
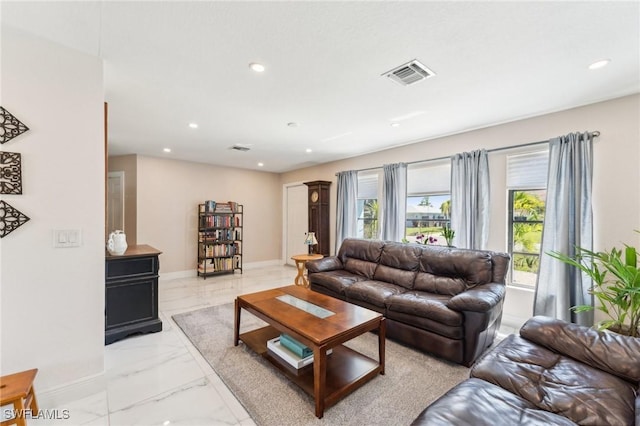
[242,259,284,270]
[160,259,285,281]
[37,372,106,409]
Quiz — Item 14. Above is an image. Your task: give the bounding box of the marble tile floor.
[31,265,296,426]
[29,264,518,426]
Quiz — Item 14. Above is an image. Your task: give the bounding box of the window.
[508,189,545,286]
[405,162,451,245]
[506,150,548,286]
[405,194,451,245]
[357,170,380,239]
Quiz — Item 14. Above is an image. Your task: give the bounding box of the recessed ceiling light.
[188,123,198,129]
[163,148,171,153]
[257,162,264,167]
[391,122,400,128]
[249,62,265,73]
[287,122,299,128]
[588,59,610,70]
[306,148,312,153]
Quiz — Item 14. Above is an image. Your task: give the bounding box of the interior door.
[285,184,308,266]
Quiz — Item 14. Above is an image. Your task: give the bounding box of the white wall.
[0,27,105,391]
[133,155,282,274]
[280,94,640,327]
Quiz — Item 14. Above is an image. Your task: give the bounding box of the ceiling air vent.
[383,59,435,86]
[229,144,251,152]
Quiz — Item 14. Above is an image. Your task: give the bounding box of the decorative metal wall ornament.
[0,200,30,238]
[0,152,22,194]
[0,106,30,144]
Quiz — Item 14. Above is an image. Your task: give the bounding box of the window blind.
[407,161,451,194]
[507,150,549,189]
[357,170,379,199]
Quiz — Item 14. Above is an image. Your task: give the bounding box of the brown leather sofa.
[306,238,510,366]
[412,316,640,425]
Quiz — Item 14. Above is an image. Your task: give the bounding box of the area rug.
[172,303,469,426]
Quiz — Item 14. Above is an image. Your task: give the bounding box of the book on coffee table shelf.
[266,337,332,369]
[280,333,313,358]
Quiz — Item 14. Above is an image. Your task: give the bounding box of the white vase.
[107,230,128,255]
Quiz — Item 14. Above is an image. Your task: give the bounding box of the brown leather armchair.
[412,316,640,425]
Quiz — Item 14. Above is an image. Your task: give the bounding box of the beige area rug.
[172,303,470,426]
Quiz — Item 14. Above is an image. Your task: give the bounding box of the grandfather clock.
[304,180,331,257]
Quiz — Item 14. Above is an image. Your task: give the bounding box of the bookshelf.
[197,201,243,278]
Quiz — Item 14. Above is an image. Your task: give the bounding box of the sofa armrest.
[446,283,505,313]
[520,316,640,383]
[306,256,343,273]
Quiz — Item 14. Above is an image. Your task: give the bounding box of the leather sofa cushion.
[471,334,637,426]
[386,291,462,327]
[520,316,640,383]
[308,270,366,296]
[415,246,493,295]
[344,280,404,308]
[413,273,468,296]
[338,238,385,263]
[386,310,463,339]
[373,242,421,289]
[343,258,378,279]
[411,378,577,426]
[338,238,384,279]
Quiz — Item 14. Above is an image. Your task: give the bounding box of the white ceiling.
[3,1,639,172]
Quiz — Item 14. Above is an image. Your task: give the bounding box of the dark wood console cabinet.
[105,245,163,344]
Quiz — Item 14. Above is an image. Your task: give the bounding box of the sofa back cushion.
[338,238,385,279]
[414,246,494,295]
[373,242,421,289]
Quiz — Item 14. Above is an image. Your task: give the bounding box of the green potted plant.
[547,231,640,337]
[442,226,455,247]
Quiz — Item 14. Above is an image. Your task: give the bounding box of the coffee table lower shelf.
[239,325,382,411]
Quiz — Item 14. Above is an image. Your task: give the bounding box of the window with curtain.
[405,162,451,245]
[506,150,548,287]
[356,170,381,239]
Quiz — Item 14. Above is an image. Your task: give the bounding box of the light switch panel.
[54,229,82,248]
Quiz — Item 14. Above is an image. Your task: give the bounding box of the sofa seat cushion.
[344,280,405,308]
[308,270,367,296]
[471,334,637,426]
[411,378,577,426]
[386,291,463,326]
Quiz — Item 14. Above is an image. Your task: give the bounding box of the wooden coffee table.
[234,285,385,418]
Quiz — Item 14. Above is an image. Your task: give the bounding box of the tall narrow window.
[405,162,451,245]
[506,150,548,287]
[357,170,381,239]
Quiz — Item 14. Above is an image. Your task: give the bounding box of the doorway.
[107,171,125,233]
[284,183,308,266]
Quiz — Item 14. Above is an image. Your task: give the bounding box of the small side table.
[0,368,38,426]
[291,254,323,287]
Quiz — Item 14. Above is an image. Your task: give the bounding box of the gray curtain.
[380,163,407,241]
[335,170,358,252]
[534,132,594,326]
[450,149,490,249]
